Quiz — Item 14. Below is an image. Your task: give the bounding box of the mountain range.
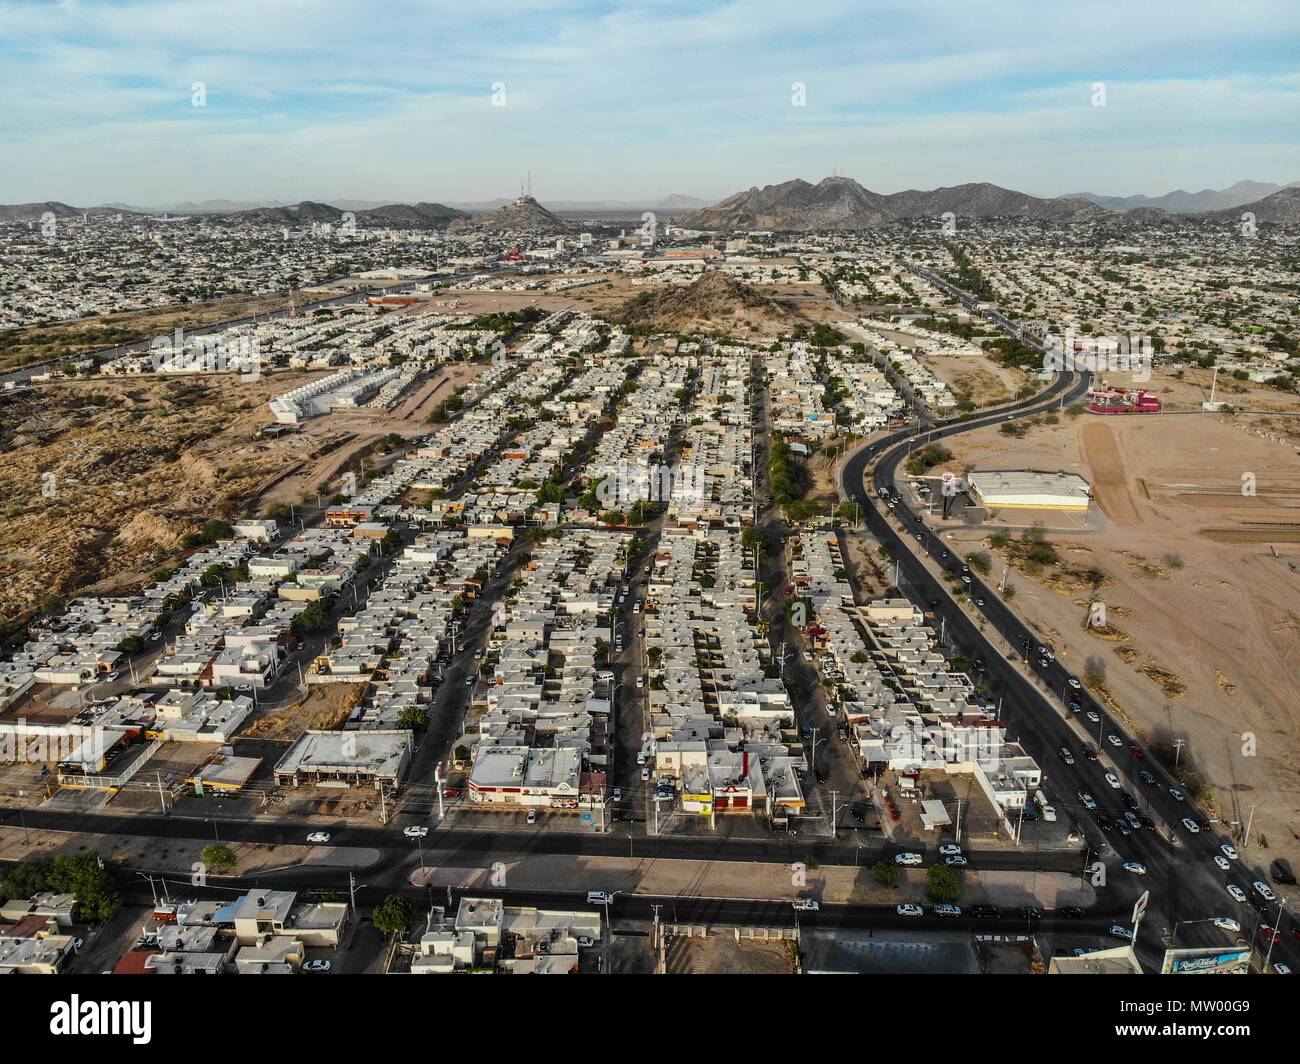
[5,180,1300,230]
[1067,180,1300,214]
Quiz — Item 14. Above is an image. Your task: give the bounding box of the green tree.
[46,853,120,923]
[200,844,236,872]
[372,894,412,936]
[926,864,961,903]
[871,861,899,886]
[396,705,429,731]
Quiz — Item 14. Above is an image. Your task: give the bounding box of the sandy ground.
[940,385,1300,881]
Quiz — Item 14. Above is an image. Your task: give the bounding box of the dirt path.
[1080,421,1138,522]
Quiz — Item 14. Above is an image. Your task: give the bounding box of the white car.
[611,788,622,801]
[1067,678,1081,689]
[1169,788,1185,802]
[306,831,331,844]
[1182,818,1200,833]
[1274,963,1293,975]
[938,844,962,857]
[1226,884,1247,903]
[792,899,820,912]
[1214,856,1231,872]
[1122,862,1147,876]
[1086,710,1100,723]
[577,936,595,948]
[1220,843,1238,861]
[1213,917,1241,933]
[1106,734,1123,747]
[896,903,924,917]
[1254,881,1277,902]
[944,855,968,867]
[894,852,923,866]
[1104,773,1120,789]
[527,810,538,825]
[403,826,428,839]
[641,766,651,781]
[303,959,331,973]
[933,904,961,916]
[635,675,645,689]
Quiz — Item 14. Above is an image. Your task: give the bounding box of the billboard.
[1160,947,1251,975]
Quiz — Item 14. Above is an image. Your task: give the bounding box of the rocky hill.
[676,177,1104,231]
[452,195,569,232]
[610,270,805,338]
[1203,186,1300,226]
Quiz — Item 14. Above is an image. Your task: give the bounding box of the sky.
[2,0,1299,206]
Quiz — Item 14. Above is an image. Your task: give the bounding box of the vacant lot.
[943,389,1300,878]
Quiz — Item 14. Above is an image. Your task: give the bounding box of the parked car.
[1254,881,1277,902]
[526,810,538,825]
[1220,843,1239,861]
[896,903,923,917]
[894,852,923,866]
[792,899,820,912]
[933,904,961,917]
[306,831,331,844]
[1059,906,1086,919]
[1214,856,1231,871]
[303,959,331,973]
[442,788,462,799]
[403,826,428,839]
[577,936,595,948]
[1182,818,1200,833]
[938,844,963,857]
[1213,917,1241,933]
[1226,884,1248,903]
[586,891,614,905]
[944,855,968,867]
[1122,862,1147,876]
[971,904,1000,918]
[1108,925,1134,942]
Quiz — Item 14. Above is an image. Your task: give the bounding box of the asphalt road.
[839,370,1298,971]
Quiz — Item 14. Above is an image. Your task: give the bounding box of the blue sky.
[2,0,1298,205]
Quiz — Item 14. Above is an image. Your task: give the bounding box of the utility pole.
[829,789,839,839]
[1172,738,1186,768]
[155,771,167,814]
[1242,803,1257,849]
[348,871,358,915]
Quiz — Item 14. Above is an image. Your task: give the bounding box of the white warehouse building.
[966,470,1091,512]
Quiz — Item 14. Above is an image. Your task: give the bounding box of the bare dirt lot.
[942,381,1300,879]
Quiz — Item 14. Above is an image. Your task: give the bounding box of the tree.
[926,864,961,903]
[396,705,429,731]
[46,853,120,923]
[373,894,412,937]
[0,856,51,903]
[200,844,236,872]
[871,861,899,886]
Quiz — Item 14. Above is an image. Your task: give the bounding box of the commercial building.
[966,470,1091,512]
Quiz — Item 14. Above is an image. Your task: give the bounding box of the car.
[1129,744,1144,759]
[464,675,475,686]
[1116,819,1131,837]
[1273,963,1293,975]
[526,810,538,825]
[641,766,651,781]
[896,903,924,917]
[944,855,968,866]
[150,631,162,641]
[1078,791,1097,811]
[1122,862,1147,876]
[632,602,641,614]
[1124,811,1141,829]
[1213,855,1230,872]
[306,831,331,844]
[1104,773,1120,789]
[1067,678,1081,689]
[1106,734,1123,748]
[1095,813,1112,831]
[1139,770,1155,785]
[792,899,820,912]
[1023,907,1044,920]
[587,891,614,905]
[1254,881,1277,902]
[1059,906,1086,919]
[403,826,428,839]
[1226,885,1248,903]
[474,649,484,659]
[1220,843,1239,861]
[975,598,985,607]
[1083,745,1099,762]
[611,787,622,801]
[933,904,961,917]
[938,844,963,857]
[303,959,331,973]
[1058,747,1075,765]
[635,675,645,689]
[971,904,1000,918]
[73,937,84,950]
[1108,925,1134,942]
[1169,788,1185,802]
[107,671,120,682]
[1259,924,1282,945]
[577,935,595,948]
[637,751,647,765]
[1073,947,1100,957]
[442,788,461,799]
[1182,818,1200,833]
[1120,791,1139,811]
[894,852,923,866]
[1041,804,1057,822]
[1086,710,1100,723]
[1213,917,1241,933]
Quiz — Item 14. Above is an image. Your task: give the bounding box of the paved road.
[840,372,1298,971]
